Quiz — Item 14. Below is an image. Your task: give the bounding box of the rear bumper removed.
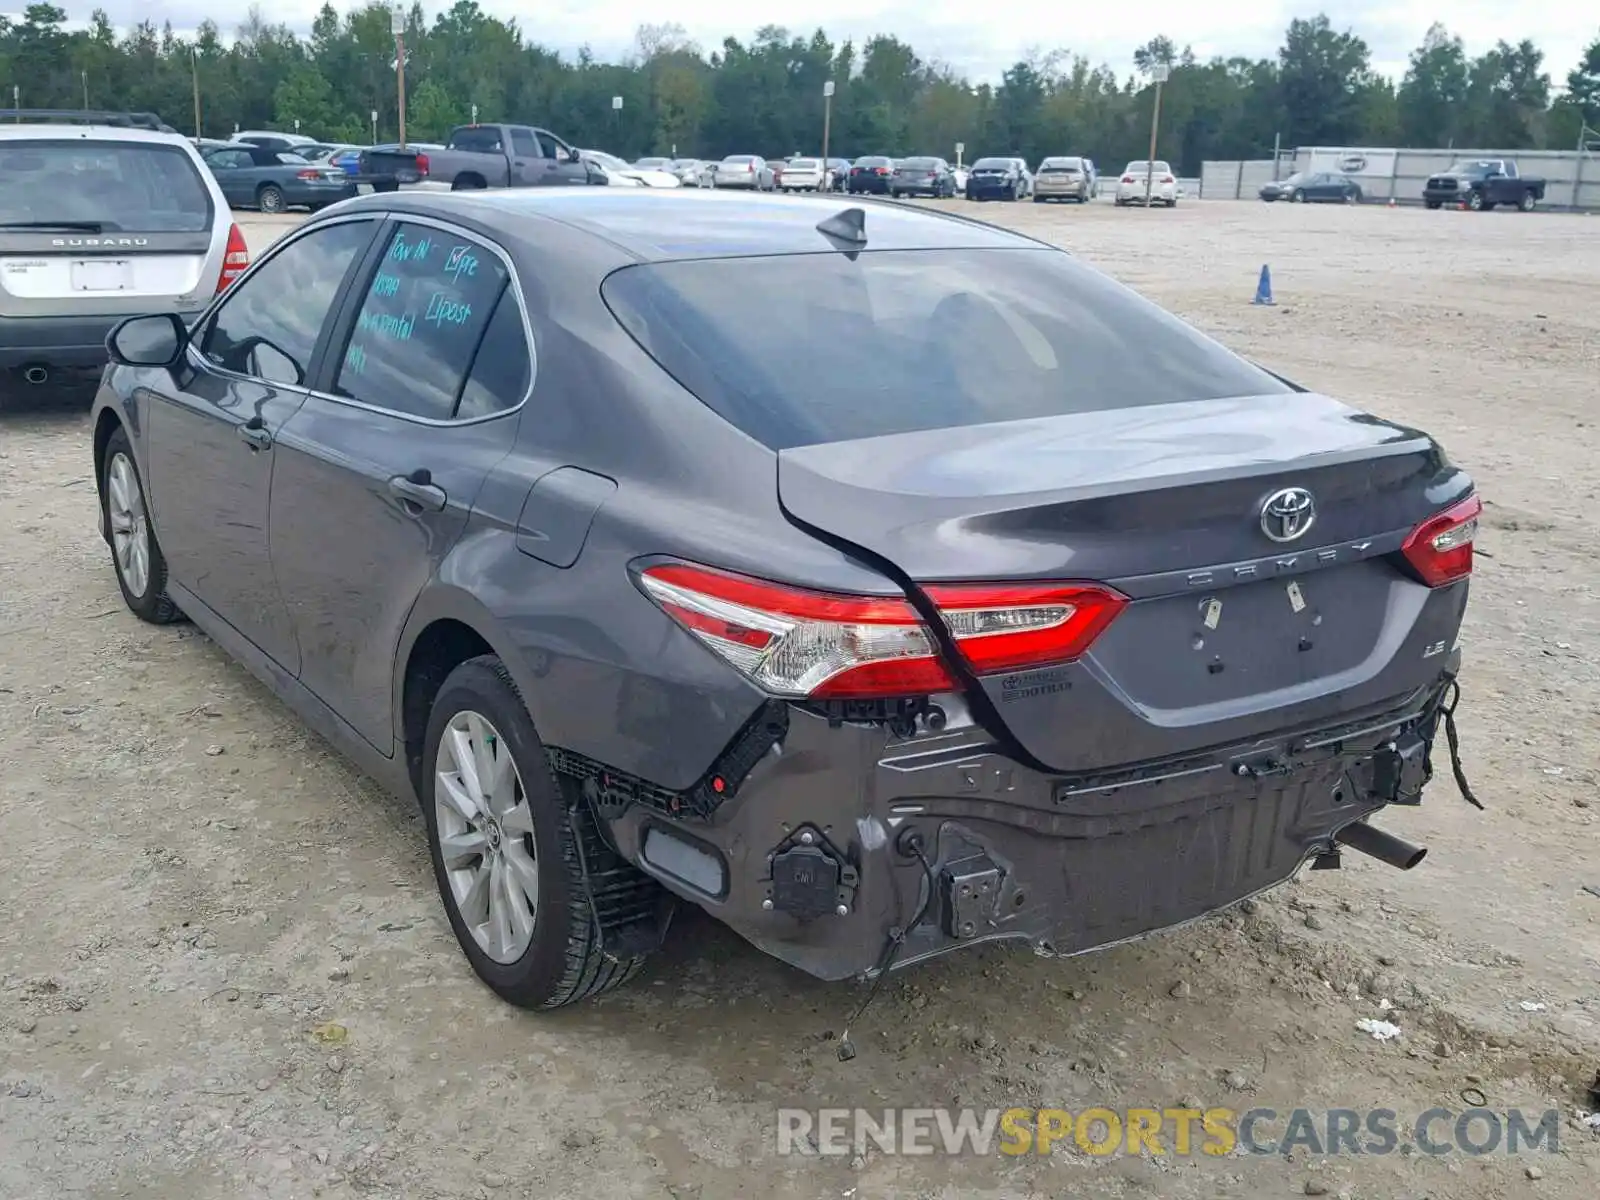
[568,664,1460,982]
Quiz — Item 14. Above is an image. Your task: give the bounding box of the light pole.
[370,109,378,143]
[820,79,834,187]
[611,95,622,145]
[11,85,18,122]
[81,69,88,110]
[1143,63,1168,206]
[470,103,478,125]
[191,49,202,138]
[391,6,407,149]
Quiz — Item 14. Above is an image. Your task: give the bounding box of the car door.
[142,215,382,673]
[507,127,546,186]
[267,218,532,751]
[534,129,588,186]
[204,148,253,206]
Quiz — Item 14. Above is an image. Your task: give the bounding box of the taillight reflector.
[216,223,249,293]
[1400,495,1481,587]
[638,563,1126,700]
[415,152,430,176]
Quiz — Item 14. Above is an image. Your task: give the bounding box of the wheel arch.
[393,585,547,803]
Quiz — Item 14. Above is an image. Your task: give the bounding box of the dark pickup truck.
[362,123,607,191]
[1422,159,1546,211]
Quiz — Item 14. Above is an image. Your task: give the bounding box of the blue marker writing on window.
[357,308,415,340]
[372,272,401,297]
[425,291,473,327]
[444,245,479,282]
[387,233,432,263]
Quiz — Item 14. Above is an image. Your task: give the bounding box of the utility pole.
[81,69,88,110]
[191,49,202,138]
[821,80,834,186]
[1144,63,1168,206]
[392,7,407,149]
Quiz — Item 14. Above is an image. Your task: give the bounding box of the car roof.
[339,189,1045,262]
[0,124,195,147]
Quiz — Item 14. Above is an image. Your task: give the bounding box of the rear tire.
[1518,190,1536,212]
[421,655,656,1009]
[256,184,285,214]
[101,427,181,625]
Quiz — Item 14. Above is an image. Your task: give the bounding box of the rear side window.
[0,139,213,232]
[602,249,1292,451]
[455,290,532,419]
[333,222,517,420]
[451,127,503,153]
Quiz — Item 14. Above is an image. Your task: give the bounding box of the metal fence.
[1198,145,1600,211]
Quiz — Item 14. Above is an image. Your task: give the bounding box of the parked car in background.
[1422,159,1545,211]
[777,157,825,191]
[305,144,365,176]
[824,158,851,191]
[1259,171,1363,204]
[668,158,714,187]
[891,156,957,198]
[201,143,357,213]
[633,156,672,171]
[965,157,1028,201]
[847,156,895,194]
[1012,158,1035,198]
[1082,158,1100,197]
[231,130,320,154]
[581,150,681,188]
[950,165,969,192]
[1033,156,1092,202]
[0,118,245,394]
[712,155,772,190]
[375,123,599,191]
[90,188,1481,1011]
[1114,161,1178,206]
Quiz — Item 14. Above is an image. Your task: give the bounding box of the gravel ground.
[1,200,1597,1200]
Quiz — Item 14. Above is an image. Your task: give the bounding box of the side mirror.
[566,147,582,163]
[106,313,187,368]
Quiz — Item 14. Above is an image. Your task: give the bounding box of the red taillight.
[748,163,755,173]
[216,223,249,293]
[638,563,1126,700]
[1162,175,1175,184]
[1121,175,1136,183]
[415,152,430,176]
[1400,495,1481,587]
[876,167,889,175]
[296,168,321,180]
[924,582,1128,674]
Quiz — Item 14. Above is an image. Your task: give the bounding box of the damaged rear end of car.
[589,228,1480,984]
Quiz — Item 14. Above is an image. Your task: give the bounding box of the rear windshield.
[0,139,212,232]
[1125,162,1171,175]
[854,157,891,168]
[972,158,1011,170]
[602,249,1292,450]
[900,157,939,169]
[1040,158,1082,171]
[450,127,505,152]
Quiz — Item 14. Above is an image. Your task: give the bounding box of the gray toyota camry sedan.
[89,189,1481,1010]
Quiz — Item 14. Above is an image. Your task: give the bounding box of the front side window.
[332,222,515,420]
[200,220,375,385]
[510,129,539,159]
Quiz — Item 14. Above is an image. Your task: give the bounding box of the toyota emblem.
[1259,487,1317,543]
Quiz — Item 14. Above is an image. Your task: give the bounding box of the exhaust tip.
[1334,821,1429,871]
[1399,845,1428,870]
[22,365,49,385]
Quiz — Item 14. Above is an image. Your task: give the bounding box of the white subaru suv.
[0,113,247,394]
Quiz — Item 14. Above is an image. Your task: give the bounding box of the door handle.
[238,417,271,450]
[388,469,447,512]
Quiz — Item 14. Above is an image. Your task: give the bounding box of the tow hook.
[1233,758,1291,780]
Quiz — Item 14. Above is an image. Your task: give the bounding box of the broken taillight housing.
[1400,494,1481,587]
[638,563,1127,700]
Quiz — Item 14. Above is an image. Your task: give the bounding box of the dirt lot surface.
[2,201,1597,1200]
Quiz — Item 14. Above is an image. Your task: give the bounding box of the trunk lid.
[777,395,1468,771]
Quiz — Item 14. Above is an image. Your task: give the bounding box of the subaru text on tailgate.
[88,191,1480,1012]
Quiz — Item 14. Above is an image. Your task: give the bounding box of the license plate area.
[70,259,132,292]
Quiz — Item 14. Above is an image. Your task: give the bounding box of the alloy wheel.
[106,452,150,599]
[434,710,540,964]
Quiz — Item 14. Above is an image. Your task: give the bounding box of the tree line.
[3,3,1598,174]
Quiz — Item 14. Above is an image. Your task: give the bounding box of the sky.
[43,3,1600,86]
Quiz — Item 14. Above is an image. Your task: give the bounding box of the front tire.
[1288,189,1303,203]
[422,655,655,1009]
[1468,191,1484,211]
[102,427,180,624]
